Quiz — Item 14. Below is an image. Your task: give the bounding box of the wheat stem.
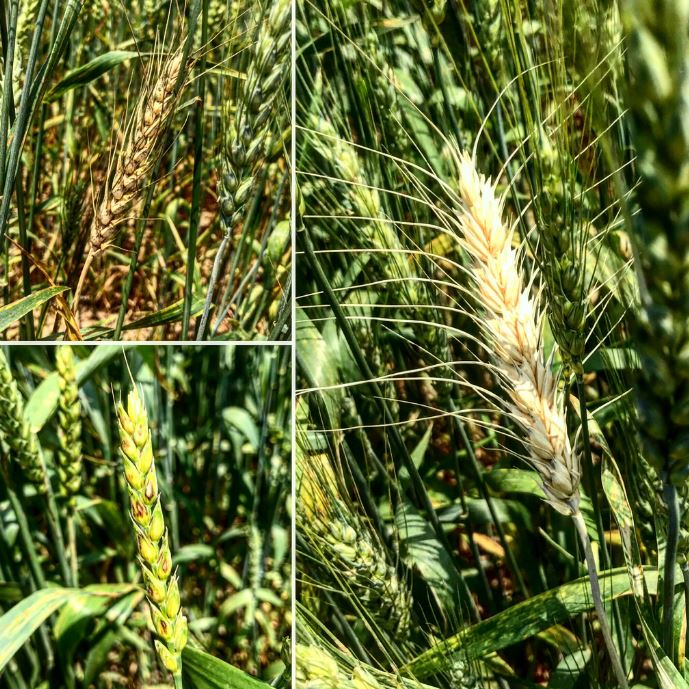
[662,480,680,658]
[196,231,230,339]
[2,478,45,589]
[682,562,689,660]
[1,477,54,669]
[68,518,78,587]
[575,373,610,569]
[451,400,529,598]
[72,250,93,314]
[572,510,629,689]
[43,482,73,586]
[575,373,625,652]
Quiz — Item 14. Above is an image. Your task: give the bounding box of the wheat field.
[5,0,689,687]
[0,344,291,687]
[0,1,290,340]
[295,0,689,687]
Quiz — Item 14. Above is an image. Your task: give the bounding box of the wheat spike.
[296,643,406,689]
[455,152,579,515]
[0,349,46,492]
[117,388,187,677]
[90,50,183,255]
[56,346,83,503]
[218,0,289,228]
[72,48,185,311]
[454,153,630,687]
[298,451,412,636]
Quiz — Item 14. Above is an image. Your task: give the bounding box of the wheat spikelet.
[56,346,83,503]
[117,388,187,676]
[297,450,411,636]
[455,152,579,515]
[296,645,342,689]
[0,349,46,492]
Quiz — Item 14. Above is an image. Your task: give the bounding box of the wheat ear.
[0,349,46,491]
[117,388,187,681]
[56,346,83,584]
[455,153,628,689]
[56,346,83,501]
[297,450,412,637]
[296,642,414,689]
[73,49,185,311]
[0,349,74,585]
[456,152,579,515]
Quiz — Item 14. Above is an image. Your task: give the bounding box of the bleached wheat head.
[456,153,580,515]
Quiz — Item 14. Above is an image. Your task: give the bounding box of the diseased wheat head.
[117,388,187,677]
[455,152,580,515]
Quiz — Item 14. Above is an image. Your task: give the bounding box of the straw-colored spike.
[455,152,579,514]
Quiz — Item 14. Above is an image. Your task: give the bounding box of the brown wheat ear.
[73,49,186,312]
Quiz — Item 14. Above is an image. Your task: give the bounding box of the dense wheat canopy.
[0,344,291,687]
[295,0,687,687]
[0,0,290,340]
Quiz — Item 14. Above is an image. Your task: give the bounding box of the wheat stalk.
[117,388,187,682]
[454,152,628,689]
[73,48,185,311]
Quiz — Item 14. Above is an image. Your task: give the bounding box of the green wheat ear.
[117,388,188,677]
[0,349,46,491]
[56,346,83,503]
